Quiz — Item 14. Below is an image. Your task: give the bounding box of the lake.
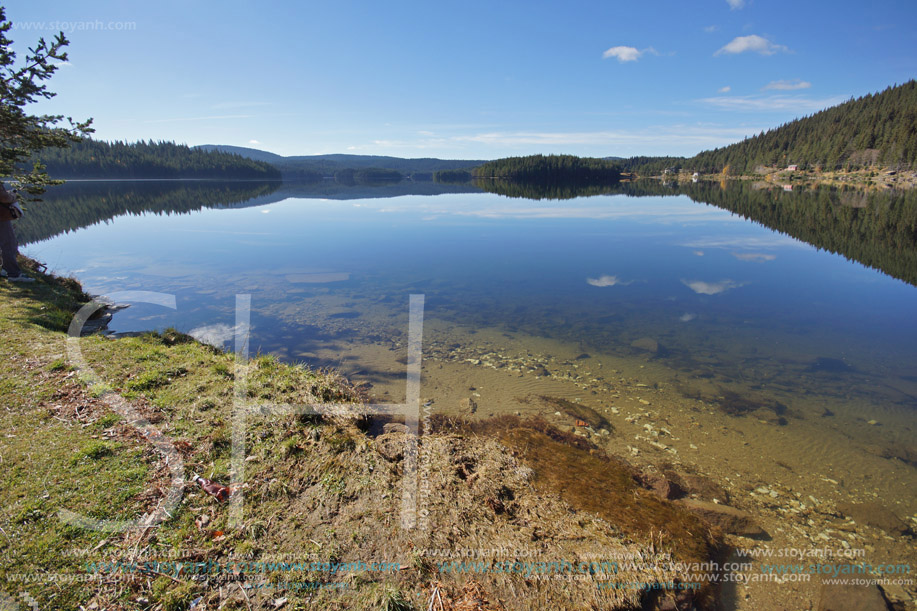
[22,179,917,576]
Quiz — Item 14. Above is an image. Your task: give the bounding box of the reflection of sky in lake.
[26,191,917,380]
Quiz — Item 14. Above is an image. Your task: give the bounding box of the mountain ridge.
[195,144,487,176]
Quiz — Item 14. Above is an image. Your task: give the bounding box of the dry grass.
[0,257,723,610]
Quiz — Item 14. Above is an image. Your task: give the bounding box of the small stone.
[459,398,478,414]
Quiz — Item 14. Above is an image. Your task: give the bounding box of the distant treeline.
[622,80,917,175]
[473,155,622,183]
[31,139,282,180]
[433,169,473,183]
[332,167,402,184]
[16,181,279,245]
[617,156,689,175]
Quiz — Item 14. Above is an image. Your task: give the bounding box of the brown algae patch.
[431,415,720,567]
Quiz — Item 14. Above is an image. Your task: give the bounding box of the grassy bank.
[0,258,723,610]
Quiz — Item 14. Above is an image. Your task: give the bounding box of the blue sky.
[5,0,916,159]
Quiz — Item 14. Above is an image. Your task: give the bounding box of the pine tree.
[0,7,93,197]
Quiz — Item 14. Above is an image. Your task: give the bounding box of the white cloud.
[726,0,745,9]
[357,123,765,157]
[699,94,846,113]
[680,313,697,322]
[682,235,803,249]
[587,275,628,287]
[715,35,789,56]
[682,279,743,295]
[248,139,261,145]
[732,252,776,262]
[718,86,732,93]
[188,324,240,347]
[603,46,642,62]
[704,25,719,33]
[763,79,812,91]
[456,124,760,148]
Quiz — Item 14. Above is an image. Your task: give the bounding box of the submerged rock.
[459,397,478,414]
[880,443,917,466]
[630,337,659,353]
[641,472,685,500]
[679,473,730,503]
[816,574,889,611]
[681,499,766,537]
[835,501,912,537]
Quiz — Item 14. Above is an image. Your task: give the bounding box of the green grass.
[0,256,721,611]
[0,257,364,610]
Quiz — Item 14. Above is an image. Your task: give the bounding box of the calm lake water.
[21,180,917,503]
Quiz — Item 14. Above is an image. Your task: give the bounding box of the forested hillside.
[32,139,282,179]
[622,80,917,175]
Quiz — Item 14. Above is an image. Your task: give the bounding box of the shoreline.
[0,257,724,610]
[653,167,917,190]
[2,257,914,609]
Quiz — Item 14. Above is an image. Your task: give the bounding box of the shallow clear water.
[23,181,917,440]
[18,180,917,607]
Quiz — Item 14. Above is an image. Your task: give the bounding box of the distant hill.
[194,145,286,164]
[196,145,487,179]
